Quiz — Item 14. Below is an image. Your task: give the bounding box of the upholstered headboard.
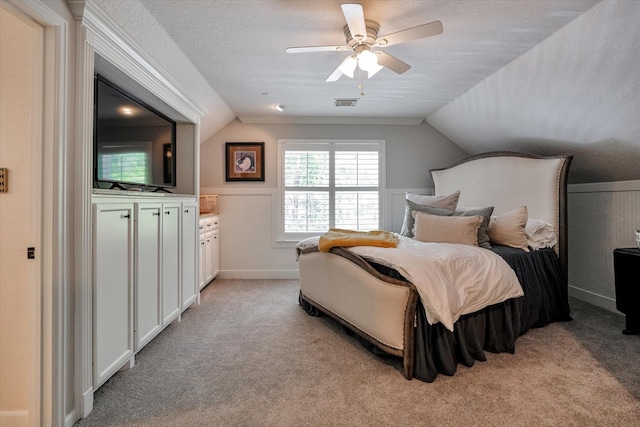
[430,152,572,278]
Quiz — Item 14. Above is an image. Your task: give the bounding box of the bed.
[296,151,573,382]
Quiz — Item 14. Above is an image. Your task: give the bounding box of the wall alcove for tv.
[93,54,197,195]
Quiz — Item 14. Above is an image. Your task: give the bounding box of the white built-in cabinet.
[92,195,199,389]
[181,202,198,309]
[134,203,162,352]
[161,203,181,326]
[92,203,135,388]
[199,214,220,289]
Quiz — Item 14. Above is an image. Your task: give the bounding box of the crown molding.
[237,115,425,126]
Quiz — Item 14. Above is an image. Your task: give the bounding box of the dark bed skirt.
[298,246,571,383]
[413,298,521,382]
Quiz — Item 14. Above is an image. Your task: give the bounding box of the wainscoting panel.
[568,180,640,312]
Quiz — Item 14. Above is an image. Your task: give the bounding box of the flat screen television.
[93,74,177,191]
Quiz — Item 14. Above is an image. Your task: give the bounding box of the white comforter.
[297,235,523,332]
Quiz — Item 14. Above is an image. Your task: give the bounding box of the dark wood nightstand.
[613,248,640,335]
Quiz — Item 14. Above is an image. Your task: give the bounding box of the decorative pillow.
[406,191,460,211]
[525,218,558,250]
[400,200,453,237]
[412,211,483,245]
[454,206,494,249]
[488,206,529,251]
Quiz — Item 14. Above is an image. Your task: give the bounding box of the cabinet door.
[181,202,198,310]
[204,231,214,284]
[212,229,220,279]
[162,203,181,325]
[135,203,162,351]
[198,232,206,290]
[93,203,134,387]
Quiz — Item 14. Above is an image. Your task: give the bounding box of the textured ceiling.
[139,0,598,123]
[427,0,640,184]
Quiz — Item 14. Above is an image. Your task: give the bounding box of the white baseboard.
[569,285,619,314]
[81,386,93,418]
[0,410,29,427]
[218,270,299,280]
[64,409,78,427]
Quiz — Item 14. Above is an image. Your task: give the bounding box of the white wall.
[568,180,640,312]
[200,119,467,278]
[0,7,42,426]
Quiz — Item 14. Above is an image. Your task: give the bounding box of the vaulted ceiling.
[98,0,640,184]
[139,0,597,122]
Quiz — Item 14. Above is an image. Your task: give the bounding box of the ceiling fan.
[285,3,443,82]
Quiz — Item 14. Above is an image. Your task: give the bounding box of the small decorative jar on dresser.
[613,247,640,335]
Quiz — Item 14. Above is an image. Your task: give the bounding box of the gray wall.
[200,119,467,278]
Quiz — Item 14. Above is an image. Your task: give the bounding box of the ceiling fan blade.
[341,4,367,42]
[326,56,356,82]
[376,51,411,74]
[326,66,343,82]
[376,21,443,47]
[286,45,350,54]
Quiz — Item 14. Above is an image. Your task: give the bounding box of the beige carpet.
[74,279,640,427]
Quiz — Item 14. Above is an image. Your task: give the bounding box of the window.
[278,139,385,241]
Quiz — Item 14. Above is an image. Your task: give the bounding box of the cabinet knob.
[122,214,130,219]
[165,211,170,215]
[184,209,189,213]
[152,212,160,216]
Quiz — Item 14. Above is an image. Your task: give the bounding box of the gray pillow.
[454,207,494,249]
[400,200,453,237]
[405,191,460,211]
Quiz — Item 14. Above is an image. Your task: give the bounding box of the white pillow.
[488,206,529,251]
[525,218,558,250]
[412,210,483,246]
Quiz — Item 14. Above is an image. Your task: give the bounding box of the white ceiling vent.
[334,98,359,107]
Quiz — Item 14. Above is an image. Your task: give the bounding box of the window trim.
[275,139,386,243]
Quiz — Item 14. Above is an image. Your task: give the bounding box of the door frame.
[4,1,72,426]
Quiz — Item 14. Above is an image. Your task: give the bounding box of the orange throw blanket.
[318,228,399,252]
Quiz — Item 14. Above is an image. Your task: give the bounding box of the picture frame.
[225,142,265,182]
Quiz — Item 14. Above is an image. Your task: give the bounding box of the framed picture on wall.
[225,142,265,181]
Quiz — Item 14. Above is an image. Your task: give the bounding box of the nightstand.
[613,248,640,335]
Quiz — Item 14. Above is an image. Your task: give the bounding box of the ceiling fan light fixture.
[338,55,357,78]
[286,4,443,83]
[357,49,382,77]
[365,62,383,78]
